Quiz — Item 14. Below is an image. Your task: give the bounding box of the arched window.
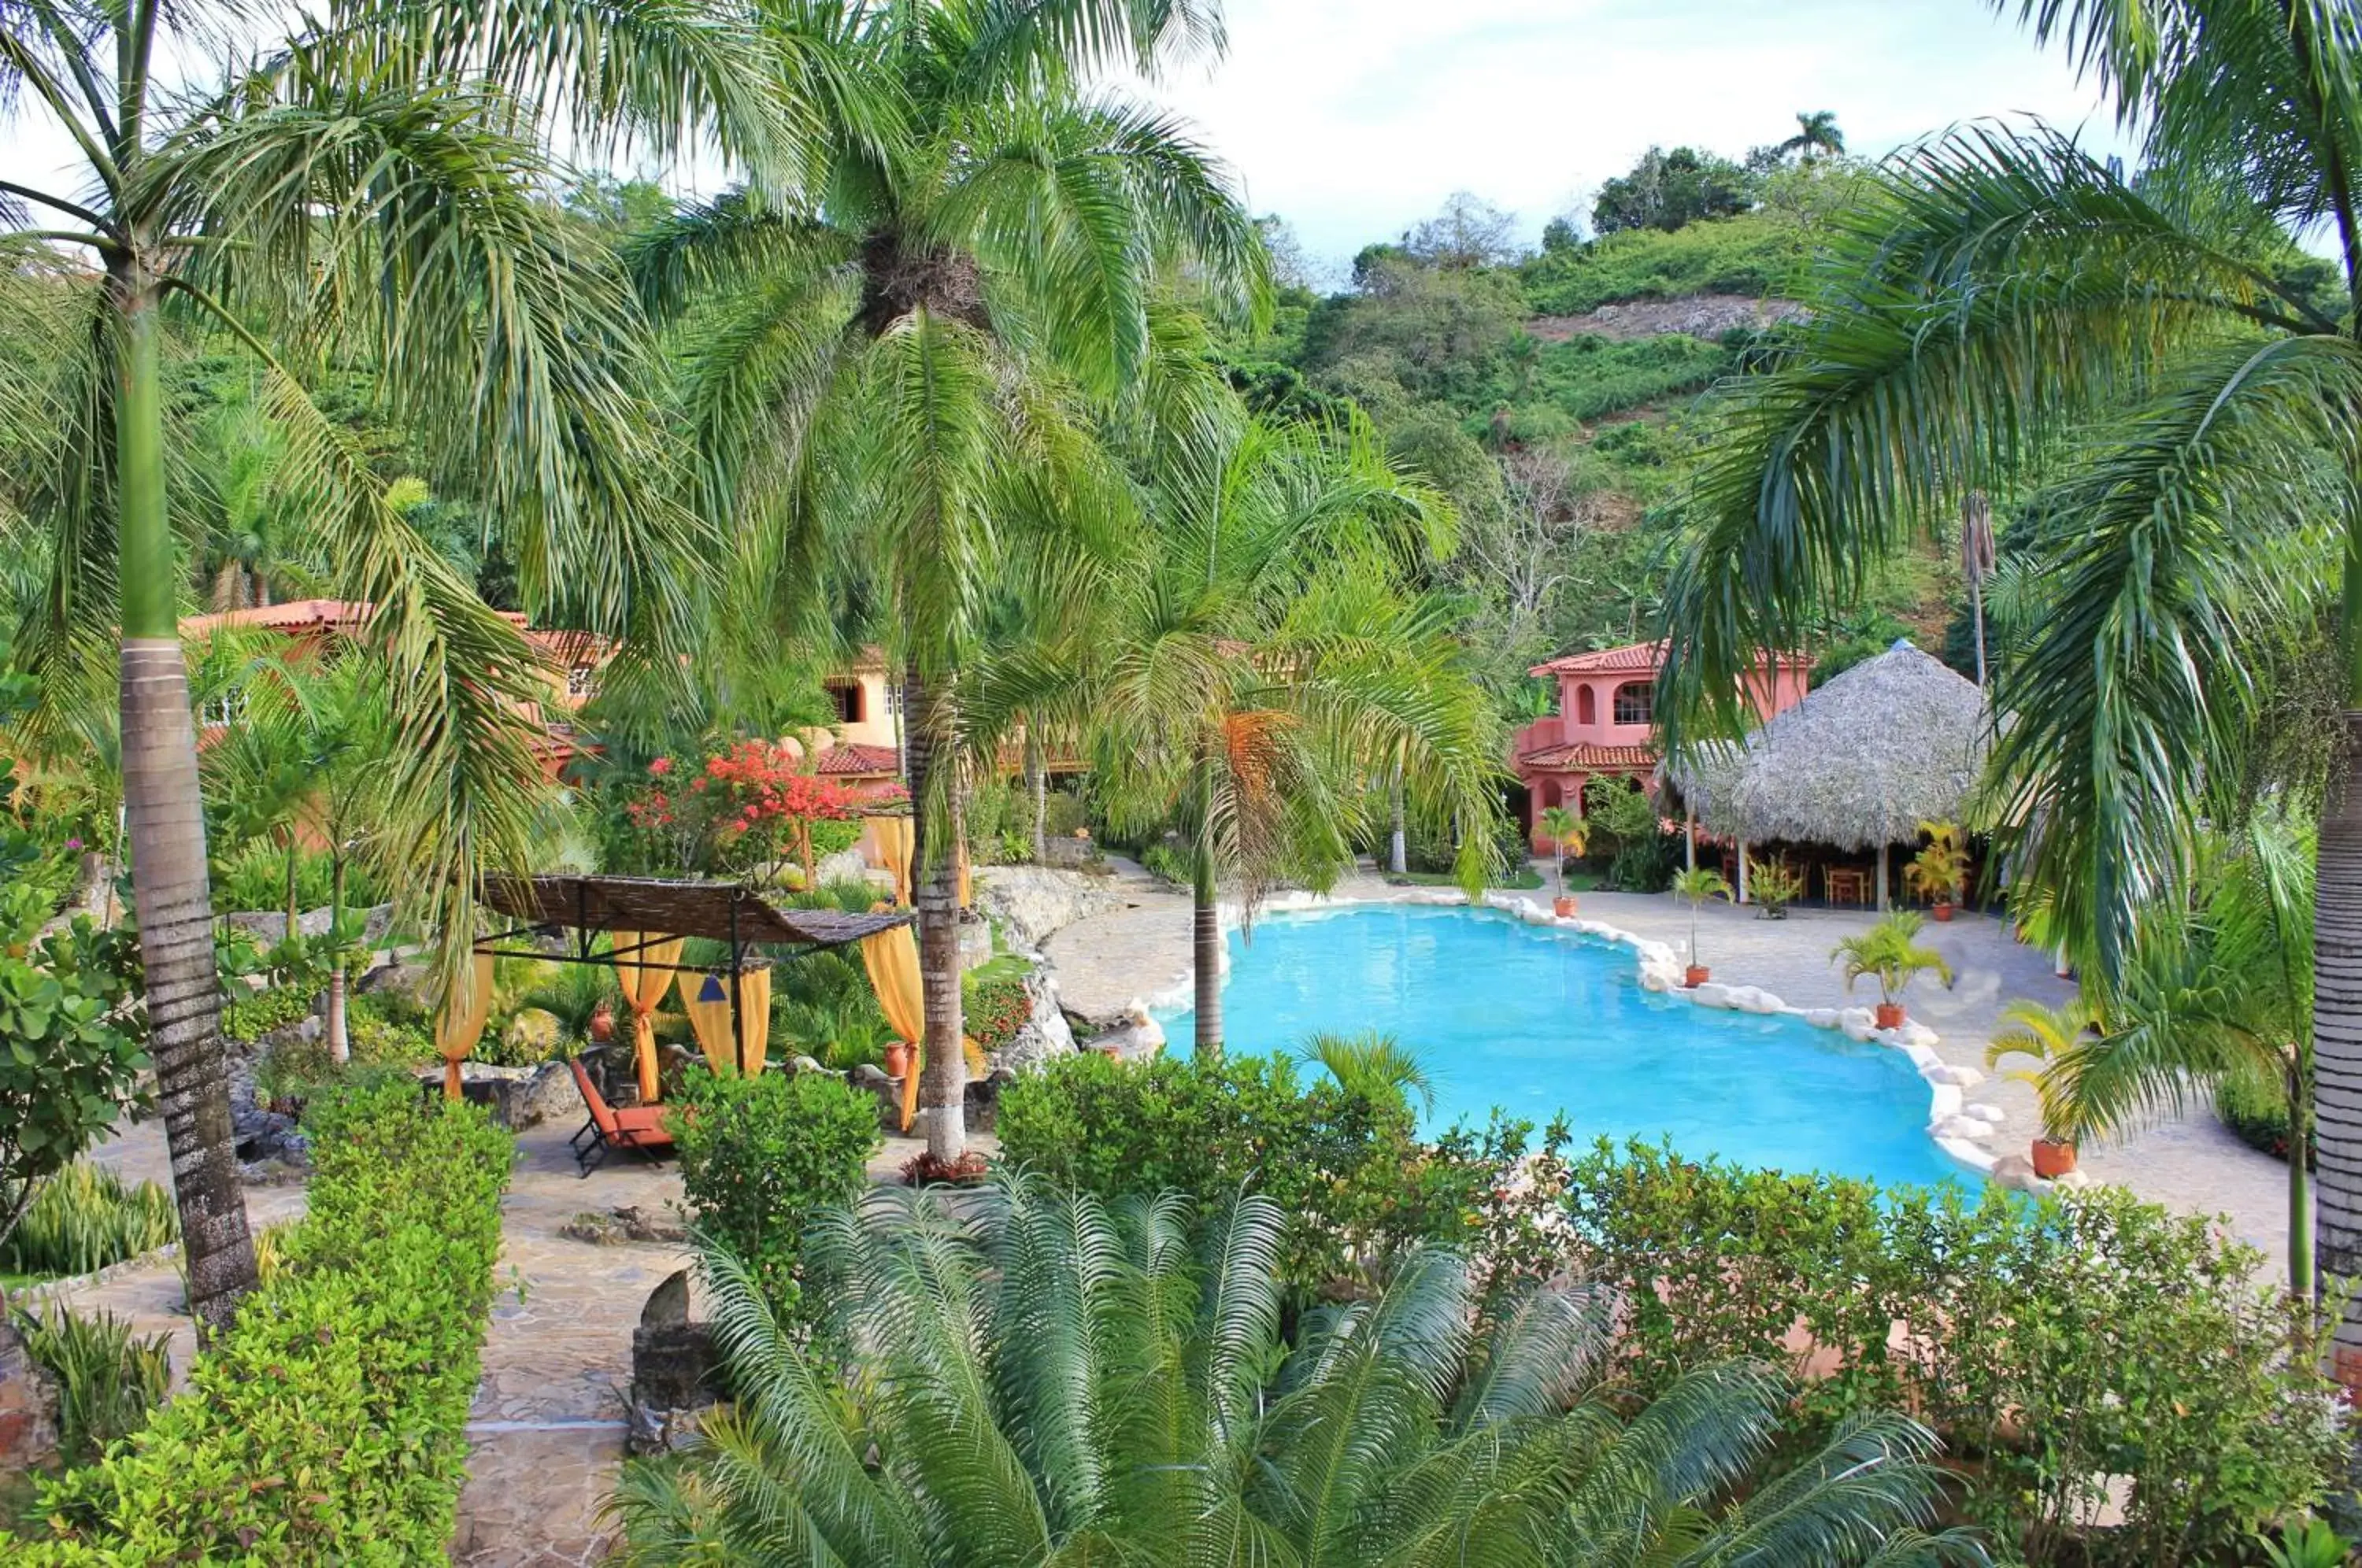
[1575,685,1597,726]
[1612,682,1653,727]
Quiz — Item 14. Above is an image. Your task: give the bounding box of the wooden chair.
[568,1057,676,1178]
[1823,866,1871,908]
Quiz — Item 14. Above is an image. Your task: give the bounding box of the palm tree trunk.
[1192,753,1222,1056]
[325,852,348,1064]
[2290,1057,2316,1298]
[1968,571,1988,690]
[1026,733,1046,864]
[112,265,257,1338]
[1387,761,1407,876]
[905,663,966,1163]
[2315,708,2362,1375]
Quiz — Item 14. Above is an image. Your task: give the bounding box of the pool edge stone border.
[1132,886,2042,1189]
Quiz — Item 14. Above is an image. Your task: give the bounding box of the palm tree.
[0,0,808,1331]
[1298,1028,1434,1115]
[1778,109,1846,163]
[2027,815,2319,1294]
[1081,412,1502,1054]
[1650,5,2362,1345]
[1671,865,1731,973]
[611,1178,1982,1564]
[634,6,1268,1145]
[1538,801,1585,898]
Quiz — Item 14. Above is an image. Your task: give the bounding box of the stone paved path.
[1048,869,2292,1278]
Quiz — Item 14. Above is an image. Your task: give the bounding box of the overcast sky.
[1129,0,2126,275]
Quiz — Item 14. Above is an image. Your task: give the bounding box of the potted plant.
[1902,820,1971,921]
[1538,804,1586,917]
[1831,910,1953,1030]
[1985,997,2101,1178]
[1746,854,1805,920]
[1669,867,1732,986]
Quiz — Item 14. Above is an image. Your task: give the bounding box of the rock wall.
[989,966,1078,1076]
[974,866,1131,953]
[0,1318,59,1477]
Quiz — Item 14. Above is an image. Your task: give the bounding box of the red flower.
[648,756,672,777]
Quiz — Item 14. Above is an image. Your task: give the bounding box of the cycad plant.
[611,1179,1981,1566]
[1671,865,1732,975]
[1831,912,1953,1023]
[1645,2,2362,1347]
[0,0,787,1328]
[1539,802,1585,899]
[633,0,1267,1149]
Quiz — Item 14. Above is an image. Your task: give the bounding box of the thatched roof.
[1726,642,1988,849]
[480,875,911,952]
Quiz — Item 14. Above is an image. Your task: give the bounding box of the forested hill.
[1223,152,1968,720]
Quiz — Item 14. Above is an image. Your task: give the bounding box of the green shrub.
[669,1067,881,1324]
[1517,212,1801,315]
[210,841,387,918]
[961,961,1033,1054]
[0,1164,179,1278]
[220,983,312,1044]
[2216,1063,2299,1162]
[996,1050,1568,1300]
[12,1302,171,1466]
[8,1078,514,1563]
[1137,839,1190,885]
[1562,1140,2345,1564]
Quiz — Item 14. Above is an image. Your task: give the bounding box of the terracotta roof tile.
[1529,641,1667,677]
[814,743,900,777]
[1516,741,1660,771]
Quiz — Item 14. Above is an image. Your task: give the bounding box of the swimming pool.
[1161,904,1972,1189]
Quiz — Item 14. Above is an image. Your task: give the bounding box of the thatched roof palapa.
[480,874,912,952]
[1664,642,1990,850]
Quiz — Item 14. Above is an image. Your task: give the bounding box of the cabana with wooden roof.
[435,874,913,1101]
[1663,642,1990,909]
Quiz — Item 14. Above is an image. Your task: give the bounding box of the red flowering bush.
[690,741,859,886]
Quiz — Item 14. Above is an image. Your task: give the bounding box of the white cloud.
[1127,0,2123,268]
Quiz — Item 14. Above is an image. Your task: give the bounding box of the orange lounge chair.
[568,1057,676,1178]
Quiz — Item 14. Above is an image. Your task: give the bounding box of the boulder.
[1688,982,1732,1009]
[973,865,1133,952]
[1927,1063,1984,1088]
[1727,986,1784,1014]
[1082,1004,1165,1063]
[1965,1102,2005,1125]
[628,1270,720,1457]
[1838,1008,1879,1042]
[1990,1154,2043,1193]
[2050,1168,2094,1192]
[1801,1008,1842,1030]
[0,1317,60,1478]
[417,1060,577,1131]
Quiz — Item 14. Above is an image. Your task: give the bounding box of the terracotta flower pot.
[1931,902,1956,923]
[1553,895,1577,918]
[1875,1001,1906,1030]
[883,1040,915,1078]
[2031,1137,2079,1179]
[1684,964,1710,988]
[588,1000,616,1045]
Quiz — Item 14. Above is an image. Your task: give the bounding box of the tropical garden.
[0,0,2355,1560]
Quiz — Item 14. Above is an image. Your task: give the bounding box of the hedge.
[7,1078,514,1564]
[1564,1140,2345,1565]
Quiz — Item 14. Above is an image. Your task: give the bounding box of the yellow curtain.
[679,971,735,1075]
[434,952,498,1100]
[613,930,684,1101]
[872,815,913,906]
[679,965,774,1078]
[861,924,988,1132]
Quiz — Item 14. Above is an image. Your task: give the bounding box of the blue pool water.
[1162,905,1971,1189]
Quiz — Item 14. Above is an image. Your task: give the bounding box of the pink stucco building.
[1509,640,1812,848]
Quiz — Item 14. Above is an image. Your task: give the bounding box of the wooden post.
[1876,842,1890,912]
[1736,836,1749,904]
[1685,811,1696,873]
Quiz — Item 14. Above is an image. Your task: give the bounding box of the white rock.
[1637,941,1679,967]
[1898,1021,1941,1051]
[1901,1044,1942,1072]
[1839,1009,1879,1042]
[1937,1137,2001,1173]
[1640,969,1674,993]
[1927,1063,1984,1088]
[1801,1008,1842,1030]
[1733,987,1786,1014]
[1690,982,1733,1008]
[1966,1103,2005,1125]
[1990,1153,2043,1193]
[1934,1115,1994,1141]
[2050,1168,2094,1192]
[1927,1085,1964,1120]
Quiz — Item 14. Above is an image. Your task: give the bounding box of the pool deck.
[1043,864,2292,1281]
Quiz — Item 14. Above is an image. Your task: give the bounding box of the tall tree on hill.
[1779,110,1846,163]
[1652,1,2362,1360]
[631,0,1266,1159]
[0,0,805,1332]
